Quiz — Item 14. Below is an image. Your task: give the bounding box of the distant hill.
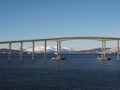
[0,48,27,54]
[0,47,119,55]
[76,48,110,54]
[0,47,75,54]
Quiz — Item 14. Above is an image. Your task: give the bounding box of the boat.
[97,57,111,60]
[52,57,65,60]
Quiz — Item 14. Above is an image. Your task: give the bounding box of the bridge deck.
[0,37,120,44]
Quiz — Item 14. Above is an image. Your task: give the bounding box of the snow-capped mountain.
[17,46,76,53]
[106,47,120,54]
[0,46,120,54]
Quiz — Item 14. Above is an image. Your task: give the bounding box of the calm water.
[0,54,120,90]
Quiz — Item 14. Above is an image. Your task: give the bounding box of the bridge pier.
[8,42,12,61]
[52,41,65,60]
[32,41,35,60]
[97,41,111,60]
[102,41,106,59]
[56,41,61,58]
[44,40,47,60]
[20,42,23,61]
[117,40,119,60]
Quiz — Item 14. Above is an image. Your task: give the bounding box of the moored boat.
[52,57,65,60]
[97,57,111,60]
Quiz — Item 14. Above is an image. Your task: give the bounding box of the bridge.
[0,37,120,61]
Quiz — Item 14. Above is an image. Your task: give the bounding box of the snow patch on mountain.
[12,46,76,53]
[106,47,120,54]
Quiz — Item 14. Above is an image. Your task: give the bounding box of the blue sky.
[0,0,120,49]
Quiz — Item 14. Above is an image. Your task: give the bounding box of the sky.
[0,0,120,50]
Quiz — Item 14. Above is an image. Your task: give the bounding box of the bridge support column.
[52,41,64,60]
[8,42,12,61]
[44,40,47,60]
[56,41,61,58]
[97,41,110,60]
[20,42,23,61]
[117,40,119,60]
[32,41,35,60]
[102,41,106,59]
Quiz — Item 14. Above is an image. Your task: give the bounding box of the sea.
[0,54,120,90]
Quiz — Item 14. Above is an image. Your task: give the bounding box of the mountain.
[0,46,120,54]
[106,47,120,54]
[76,48,110,54]
[0,46,76,54]
[0,48,21,54]
[76,47,120,54]
[24,46,75,53]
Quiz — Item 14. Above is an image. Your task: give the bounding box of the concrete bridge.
[0,37,120,61]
